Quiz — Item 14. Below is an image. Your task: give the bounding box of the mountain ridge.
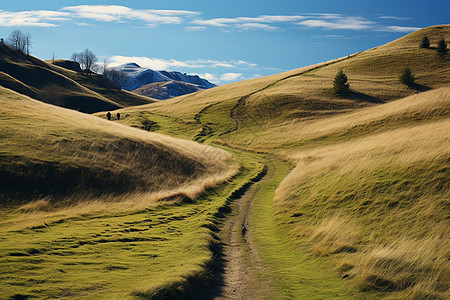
[117,62,216,99]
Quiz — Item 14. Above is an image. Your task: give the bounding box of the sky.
[0,0,448,84]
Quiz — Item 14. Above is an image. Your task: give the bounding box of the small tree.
[437,38,448,57]
[399,67,415,87]
[419,36,430,49]
[24,32,32,55]
[333,69,350,96]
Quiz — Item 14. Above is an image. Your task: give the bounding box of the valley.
[0,24,449,299]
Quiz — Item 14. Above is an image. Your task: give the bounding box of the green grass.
[1,25,449,299]
[0,143,264,299]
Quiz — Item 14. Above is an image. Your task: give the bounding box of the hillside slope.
[0,45,155,113]
[0,86,234,205]
[106,25,450,299]
[116,25,449,141]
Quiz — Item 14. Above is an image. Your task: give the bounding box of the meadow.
[1,25,449,299]
[108,25,449,299]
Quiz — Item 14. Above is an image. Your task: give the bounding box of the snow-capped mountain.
[132,80,201,100]
[118,63,216,93]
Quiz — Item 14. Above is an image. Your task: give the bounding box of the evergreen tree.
[399,67,415,87]
[436,38,448,56]
[333,70,350,96]
[419,36,430,48]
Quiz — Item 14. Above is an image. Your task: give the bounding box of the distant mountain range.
[117,63,216,100]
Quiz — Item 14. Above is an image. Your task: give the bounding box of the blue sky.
[0,0,448,84]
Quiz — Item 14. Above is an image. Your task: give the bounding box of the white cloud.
[235,23,278,31]
[191,14,305,31]
[237,15,306,23]
[62,5,199,26]
[379,16,410,20]
[379,25,422,32]
[185,26,206,31]
[109,56,202,69]
[191,17,240,27]
[220,73,243,81]
[108,56,258,71]
[0,6,199,27]
[298,17,374,30]
[0,10,70,27]
[197,73,218,83]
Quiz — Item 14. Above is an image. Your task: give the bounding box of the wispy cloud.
[108,56,257,70]
[379,16,410,20]
[192,13,420,33]
[378,25,422,32]
[185,26,206,31]
[62,5,199,26]
[0,10,70,27]
[236,23,278,31]
[0,5,199,27]
[191,14,307,31]
[0,7,420,35]
[298,17,374,30]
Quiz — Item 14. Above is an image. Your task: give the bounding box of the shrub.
[399,67,415,87]
[419,36,430,49]
[333,69,350,96]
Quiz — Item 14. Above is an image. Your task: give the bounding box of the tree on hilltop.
[333,70,350,96]
[436,38,448,57]
[419,36,430,49]
[399,67,415,87]
[71,49,97,76]
[7,29,31,54]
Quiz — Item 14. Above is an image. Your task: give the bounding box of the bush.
[333,69,350,96]
[399,67,415,87]
[419,36,430,49]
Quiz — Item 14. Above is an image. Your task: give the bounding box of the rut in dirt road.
[201,165,272,299]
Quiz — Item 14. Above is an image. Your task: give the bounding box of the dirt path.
[202,163,274,300]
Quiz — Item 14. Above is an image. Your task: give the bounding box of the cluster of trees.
[103,67,127,91]
[5,29,32,54]
[71,50,127,90]
[420,36,448,57]
[71,49,98,77]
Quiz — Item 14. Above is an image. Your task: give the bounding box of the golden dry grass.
[0,86,237,211]
[107,26,450,298]
[274,115,449,298]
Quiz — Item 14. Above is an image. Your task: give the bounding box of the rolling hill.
[1,24,449,299]
[0,45,156,113]
[0,85,235,205]
[106,25,450,299]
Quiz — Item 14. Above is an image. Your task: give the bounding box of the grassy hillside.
[0,86,234,205]
[0,84,244,299]
[105,25,450,299]
[0,45,155,113]
[114,26,449,142]
[274,89,449,299]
